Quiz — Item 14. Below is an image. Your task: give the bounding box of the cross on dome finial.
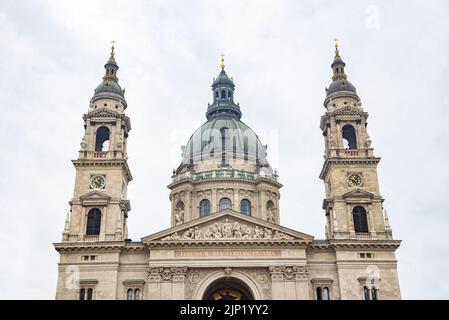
[220,53,225,70]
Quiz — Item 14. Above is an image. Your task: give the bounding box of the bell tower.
[319,42,393,241]
[62,43,132,243]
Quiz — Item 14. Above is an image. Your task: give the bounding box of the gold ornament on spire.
[220,53,225,70]
[110,40,116,58]
[333,38,341,60]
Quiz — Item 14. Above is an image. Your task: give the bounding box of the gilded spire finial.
[334,38,341,60]
[110,40,116,58]
[220,53,225,70]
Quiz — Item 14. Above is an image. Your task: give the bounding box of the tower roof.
[206,55,241,120]
[92,42,126,102]
[325,40,359,100]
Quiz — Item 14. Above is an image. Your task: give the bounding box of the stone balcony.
[171,169,279,184]
[78,150,126,160]
[328,148,374,158]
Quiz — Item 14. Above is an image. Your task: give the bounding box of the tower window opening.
[95,126,110,152]
[200,199,211,217]
[316,287,322,300]
[364,286,370,300]
[215,91,219,99]
[219,198,232,211]
[221,89,226,99]
[322,287,330,300]
[353,206,369,233]
[240,199,251,215]
[86,208,101,235]
[87,288,93,300]
[79,289,85,300]
[371,288,378,300]
[228,90,231,99]
[342,124,357,149]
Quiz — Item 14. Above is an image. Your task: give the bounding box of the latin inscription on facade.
[175,250,282,258]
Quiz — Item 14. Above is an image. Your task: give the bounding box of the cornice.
[145,239,311,248]
[53,241,147,253]
[307,239,401,250]
[72,159,133,182]
[168,176,282,190]
[319,157,381,180]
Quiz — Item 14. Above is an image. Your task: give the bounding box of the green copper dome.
[179,116,268,169]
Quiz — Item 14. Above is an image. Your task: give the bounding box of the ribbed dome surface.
[180,116,268,167]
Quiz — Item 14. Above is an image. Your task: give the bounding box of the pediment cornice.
[142,210,313,247]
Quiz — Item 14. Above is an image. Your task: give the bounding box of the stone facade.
[54,45,401,300]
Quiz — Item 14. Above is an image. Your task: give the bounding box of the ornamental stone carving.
[269,266,309,281]
[161,219,294,241]
[148,267,187,282]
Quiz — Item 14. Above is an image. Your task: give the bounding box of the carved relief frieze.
[161,219,294,241]
[269,266,309,281]
[148,267,187,282]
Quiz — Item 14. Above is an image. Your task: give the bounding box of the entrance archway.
[203,278,254,300]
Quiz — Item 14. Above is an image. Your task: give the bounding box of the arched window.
[240,199,251,215]
[199,199,211,217]
[353,206,369,233]
[134,289,141,300]
[176,201,184,211]
[364,286,370,300]
[95,126,110,152]
[79,288,85,300]
[215,91,219,99]
[371,288,378,300]
[86,288,93,300]
[219,198,232,210]
[316,287,322,300]
[221,89,226,99]
[342,124,357,149]
[86,208,101,235]
[127,288,133,300]
[228,90,232,99]
[322,287,330,300]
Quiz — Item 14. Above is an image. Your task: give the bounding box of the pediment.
[84,107,120,119]
[142,209,313,244]
[342,189,374,199]
[79,191,111,201]
[332,106,367,116]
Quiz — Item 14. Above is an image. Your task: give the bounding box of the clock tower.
[319,42,393,241]
[61,43,132,243]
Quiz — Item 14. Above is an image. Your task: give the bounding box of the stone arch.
[194,269,263,300]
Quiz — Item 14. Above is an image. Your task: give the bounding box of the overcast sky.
[0,0,448,299]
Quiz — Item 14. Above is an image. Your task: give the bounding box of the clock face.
[90,175,105,189]
[348,174,362,187]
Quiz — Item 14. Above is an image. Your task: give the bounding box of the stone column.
[212,189,217,213]
[147,268,162,300]
[294,266,310,300]
[233,188,239,212]
[172,267,187,299]
[186,191,192,222]
[269,267,285,300]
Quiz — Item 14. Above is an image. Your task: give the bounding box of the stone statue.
[80,138,87,151]
[266,208,275,223]
[175,209,184,225]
